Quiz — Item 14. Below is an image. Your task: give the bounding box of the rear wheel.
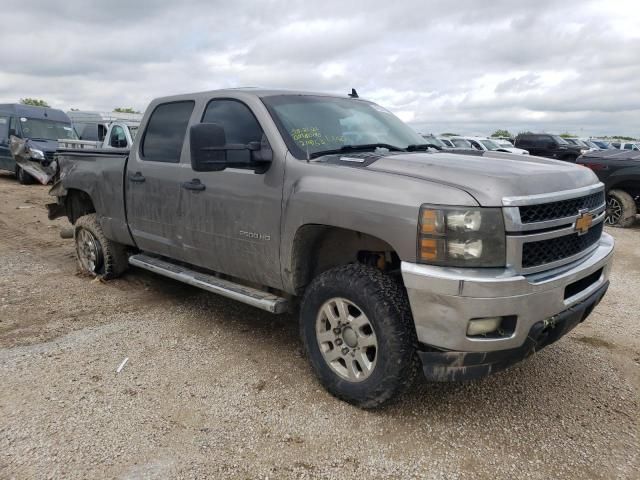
[605,189,636,228]
[16,165,34,185]
[74,214,129,279]
[300,264,419,408]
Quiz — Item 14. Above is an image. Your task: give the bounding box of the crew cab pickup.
[578,149,639,227]
[48,89,614,408]
[58,121,139,150]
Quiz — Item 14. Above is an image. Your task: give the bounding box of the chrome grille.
[519,191,605,224]
[503,184,606,274]
[522,222,603,268]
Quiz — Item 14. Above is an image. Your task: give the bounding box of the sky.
[1,0,639,137]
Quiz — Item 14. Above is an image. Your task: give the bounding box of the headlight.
[418,205,506,267]
[29,148,45,160]
[580,149,588,155]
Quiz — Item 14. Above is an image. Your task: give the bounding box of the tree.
[20,98,50,107]
[113,107,140,114]
[440,132,459,137]
[559,132,575,138]
[490,129,512,138]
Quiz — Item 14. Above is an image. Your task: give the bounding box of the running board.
[128,254,288,314]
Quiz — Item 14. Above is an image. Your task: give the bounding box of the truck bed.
[51,149,134,246]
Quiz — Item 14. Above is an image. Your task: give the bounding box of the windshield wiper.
[407,143,440,151]
[27,137,54,142]
[309,143,405,159]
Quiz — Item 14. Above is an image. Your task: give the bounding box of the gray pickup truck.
[48,89,614,408]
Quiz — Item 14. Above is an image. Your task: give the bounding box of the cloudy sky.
[2,0,639,137]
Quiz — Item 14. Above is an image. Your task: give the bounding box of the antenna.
[348,88,359,98]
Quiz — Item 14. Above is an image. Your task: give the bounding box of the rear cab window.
[142,101,195,162]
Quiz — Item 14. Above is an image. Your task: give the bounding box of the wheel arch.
[288,224,402,295]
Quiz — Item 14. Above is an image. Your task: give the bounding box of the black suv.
[514,134,586,162]
[578,150,639,227]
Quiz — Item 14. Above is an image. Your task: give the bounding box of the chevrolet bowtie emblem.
[575,211,593,235]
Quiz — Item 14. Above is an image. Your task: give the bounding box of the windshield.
[551,135,568,145]
[452,138,472,148]
[20,118,76,141]
[422,135,445,147]
[480,139,501,150]
[261,95,425,158]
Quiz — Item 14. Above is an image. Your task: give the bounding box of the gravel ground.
[0,172,638,479]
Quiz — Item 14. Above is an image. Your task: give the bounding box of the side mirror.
[190,123,272,172]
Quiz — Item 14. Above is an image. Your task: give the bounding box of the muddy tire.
[16,165,35,185]
[74,214,129,279]
[300,264,419,409]
[606,189,636,228]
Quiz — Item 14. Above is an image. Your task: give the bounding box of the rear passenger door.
[0,115,11,171]
[125,101,195,258]
[175,98,284,289]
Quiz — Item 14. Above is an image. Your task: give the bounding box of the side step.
[128,254,289,314]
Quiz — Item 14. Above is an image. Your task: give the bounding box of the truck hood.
[363,152,599,206]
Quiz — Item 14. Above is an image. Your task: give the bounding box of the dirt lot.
[0,172,638,479]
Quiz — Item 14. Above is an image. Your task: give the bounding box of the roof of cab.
[149,88,354,104]
[0,103,71,123]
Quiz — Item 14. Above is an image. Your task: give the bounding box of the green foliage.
[113,107,140,114]
[490,129,512,138]
[601,135,637,141]
[559,132,576,138]
[20,98,50,107]
[440,132,459,137]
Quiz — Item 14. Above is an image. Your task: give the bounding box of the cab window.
[201,99,264,165]
[142,101,195,163]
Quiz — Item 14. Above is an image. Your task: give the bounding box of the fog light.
[467,317,502,336]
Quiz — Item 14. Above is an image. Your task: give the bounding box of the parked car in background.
[48,88,613,407]
[449,137,474,149]
[617,142,640,151]
[67,111,142,144]
[564,138,597,152]
[0,104,76,184]
[491,138,529,155]
[514,133,587,162]
[59,121,139,150]
[590,139,614,150]
[422,135,476,153]
[438,137,455,148]
[578,149,639,227]
[462,136,529,155]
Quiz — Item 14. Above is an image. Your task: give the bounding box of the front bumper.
[402,232,614,358]
[417,281,608,381]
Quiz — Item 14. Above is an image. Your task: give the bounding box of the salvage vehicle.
[464,136,529,155]
[578,149,639,227]
[59,121,139,150]
[514,133,588,162]
[49,89,614,408]
[0,104,76,184]
[68,110,142,144]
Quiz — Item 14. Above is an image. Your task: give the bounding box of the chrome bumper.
[402,232,614,352]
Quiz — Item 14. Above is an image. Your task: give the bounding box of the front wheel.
[606,189,637,228]
[74,214,129,279]
[300,264,419,408]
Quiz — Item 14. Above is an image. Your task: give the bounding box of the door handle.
[182,178,206,191]
[129,172,146,183]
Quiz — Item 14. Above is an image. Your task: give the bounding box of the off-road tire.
[74,214,129,279]
[606,189,637,228]
[300,263,420,409]
[16,165,35,185]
